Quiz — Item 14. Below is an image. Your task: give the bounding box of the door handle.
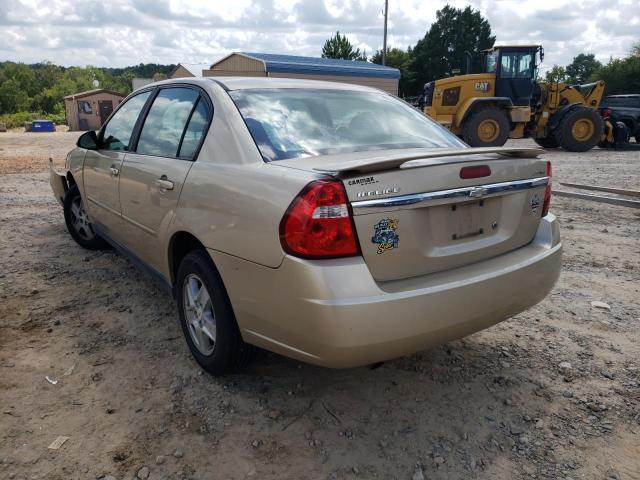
[155,178,174,191]
[109,167,119,177]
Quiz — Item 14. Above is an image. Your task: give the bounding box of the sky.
[0,0,638,73]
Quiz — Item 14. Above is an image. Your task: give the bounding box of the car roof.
[209,76,384,92]
[131,77,387,98]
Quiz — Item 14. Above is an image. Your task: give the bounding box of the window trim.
[128,83,213,162]
[176,96,203,160]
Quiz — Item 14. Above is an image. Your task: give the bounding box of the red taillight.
[460,165,491,179]
[279,179,361,259]
[542,161,552,217]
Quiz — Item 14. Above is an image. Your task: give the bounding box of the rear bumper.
[212,214,561,368]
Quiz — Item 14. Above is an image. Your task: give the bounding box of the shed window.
[78,101,92,114]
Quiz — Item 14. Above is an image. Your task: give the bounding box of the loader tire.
[462,107,510,147]
[533,136,559,149]
[554,108,603,152]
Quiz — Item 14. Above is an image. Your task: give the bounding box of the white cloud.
[0,0,637,71]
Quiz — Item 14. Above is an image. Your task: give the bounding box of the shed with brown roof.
[168,64,198,79]
[64,89,126,131]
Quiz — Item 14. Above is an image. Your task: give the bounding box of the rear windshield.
[229,88,466,161]
[602,97,640,108]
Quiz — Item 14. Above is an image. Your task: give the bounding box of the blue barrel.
[31,120,55,132]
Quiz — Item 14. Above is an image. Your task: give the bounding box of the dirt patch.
[0,131,79,174]
[0,136,638,479]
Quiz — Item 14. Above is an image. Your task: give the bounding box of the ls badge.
[372,218,399,254]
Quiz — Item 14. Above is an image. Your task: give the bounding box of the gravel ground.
[0,133,639,480]
[0,130,77,174]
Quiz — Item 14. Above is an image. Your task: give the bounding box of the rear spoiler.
[313,147,543,174]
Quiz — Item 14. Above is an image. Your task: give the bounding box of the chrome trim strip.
[351,176,550,209]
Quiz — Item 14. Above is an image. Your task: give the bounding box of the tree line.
[0,62,175,126]
[544,47,640,94]
[322,5,639,98]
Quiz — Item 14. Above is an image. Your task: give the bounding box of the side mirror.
[77,130,99,150]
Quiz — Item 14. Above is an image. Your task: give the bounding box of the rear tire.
[534,136,559,149]
[554,108,603,152]
[176,250,253,375]
[462,106,510,147]
[63,185,108,250]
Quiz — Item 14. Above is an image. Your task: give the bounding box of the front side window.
[230,89,465,162]
[102,91,151,151]
[500,51,535,79]
[136,88,199,158]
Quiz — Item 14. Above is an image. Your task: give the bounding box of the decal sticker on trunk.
[530,193,541,216]
[372,218,399,254]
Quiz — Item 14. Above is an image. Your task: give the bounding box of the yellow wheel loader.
[420,45,606,151]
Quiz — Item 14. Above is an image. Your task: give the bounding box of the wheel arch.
[457,97,513,126]
[616,115,637,133]
[168,231,209,293]
[547,103,585,131]
[66,171,77,188]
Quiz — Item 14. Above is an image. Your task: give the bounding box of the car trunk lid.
[273,147,550,282]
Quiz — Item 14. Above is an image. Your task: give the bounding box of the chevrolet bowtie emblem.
[469,187,488,198]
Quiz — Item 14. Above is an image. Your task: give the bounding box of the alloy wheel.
[182,273,216,355]
[69,195,95,241]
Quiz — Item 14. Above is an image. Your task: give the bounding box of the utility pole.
[382,0,388,65]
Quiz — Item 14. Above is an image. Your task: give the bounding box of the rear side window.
[179,99,210,159]
[136,88,199,158]
[102,91,151,151]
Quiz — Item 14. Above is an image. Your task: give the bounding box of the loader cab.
[484,46,543,106]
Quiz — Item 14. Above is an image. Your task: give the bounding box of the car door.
[83,90,153,236]
[118,86,212,273]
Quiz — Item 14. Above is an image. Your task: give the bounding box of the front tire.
[462,106,510,147]
[63,185,108,250]
[176,250,252,375]
[554,108,603,152]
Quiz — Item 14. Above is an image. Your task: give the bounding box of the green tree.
[411,5,495,93]
[589,55,640,95]
[371,47,414,96]
[0,78,32,112]
[544,65,567,83]
[0,60,177,117]
[322,31,367,61]
[565,53,602,84]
